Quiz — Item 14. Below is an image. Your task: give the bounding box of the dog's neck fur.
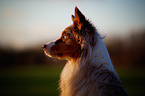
[92,36,115,71]
[70,35,115,72]
[60,34,120,96]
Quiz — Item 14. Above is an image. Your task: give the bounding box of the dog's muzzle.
[42,44,47,49]
[42,41,55,57]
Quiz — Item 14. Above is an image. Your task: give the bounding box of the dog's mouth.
[57,53,63,56]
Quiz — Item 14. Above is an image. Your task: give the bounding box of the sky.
[0,0,145,50]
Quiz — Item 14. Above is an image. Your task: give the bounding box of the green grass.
[115,67,145,96]
[0,65,63,96]
[0,65,145,96]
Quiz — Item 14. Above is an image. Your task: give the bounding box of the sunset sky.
[0,0,145,50]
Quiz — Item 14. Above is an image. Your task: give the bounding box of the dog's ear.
[72,6,86,30]
[71,15,75,21]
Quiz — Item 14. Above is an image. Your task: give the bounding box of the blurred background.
[0,0,145,96]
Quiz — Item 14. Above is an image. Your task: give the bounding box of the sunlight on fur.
[42,6,128,96]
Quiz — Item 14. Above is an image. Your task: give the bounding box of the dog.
[42,6,128,96]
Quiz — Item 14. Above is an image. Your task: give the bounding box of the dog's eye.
[78,39,81,43]
[62,35,67,39]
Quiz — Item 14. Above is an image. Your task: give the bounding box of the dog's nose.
[42,44,47,49]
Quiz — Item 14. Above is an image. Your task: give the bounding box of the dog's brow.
[62,31,66,35]
[66,33,71,36]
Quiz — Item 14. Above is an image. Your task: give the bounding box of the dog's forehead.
[62,25,73,34]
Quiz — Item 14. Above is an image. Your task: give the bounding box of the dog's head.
[42,6,97,60]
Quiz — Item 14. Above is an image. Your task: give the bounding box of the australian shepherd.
[42,6,128,96]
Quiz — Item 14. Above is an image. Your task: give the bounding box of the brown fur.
[49,26,81,59]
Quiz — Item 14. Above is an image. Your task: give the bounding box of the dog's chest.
[61,62,77,84]
[60,62,78,96]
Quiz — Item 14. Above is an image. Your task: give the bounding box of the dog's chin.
[45,51,71,60]
[44,50,64,59]
[56,54,72,60]
[43,50,54,58]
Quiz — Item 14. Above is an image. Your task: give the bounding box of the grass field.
[0,65,145,96]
